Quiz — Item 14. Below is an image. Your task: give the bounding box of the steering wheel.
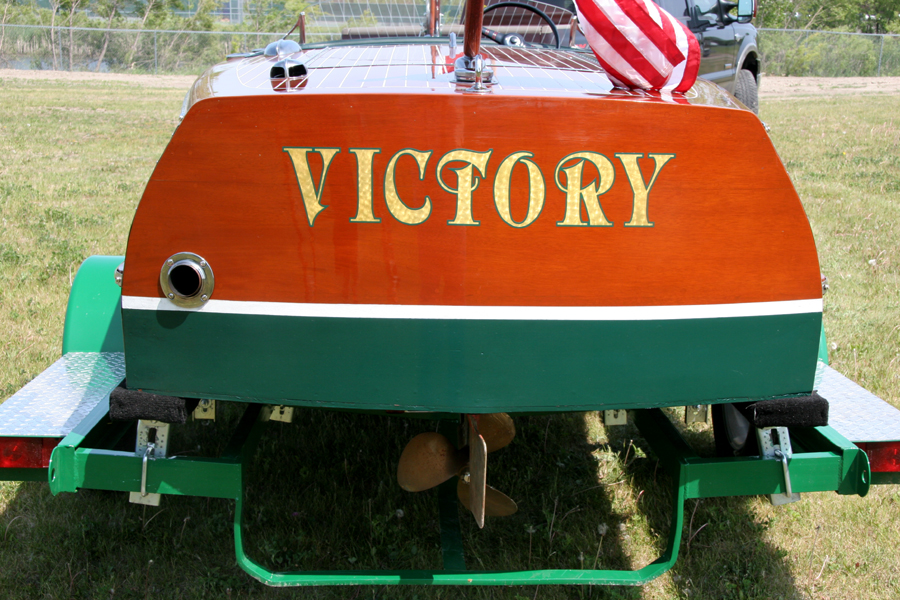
[482,1,561,50]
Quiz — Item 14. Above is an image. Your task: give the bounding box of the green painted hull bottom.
[121,309,821,413]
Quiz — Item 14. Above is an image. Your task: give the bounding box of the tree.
[65,0,84,69]
[246,0,316,34]
[0,0,18,67]
[123,0,180,67]
[93,0,121,71]
[756,0,900,33]
[48,0,60,68]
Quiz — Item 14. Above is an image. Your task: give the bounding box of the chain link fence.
[0,24,317,74]
[759,28,900,77]
[1,22,899,77]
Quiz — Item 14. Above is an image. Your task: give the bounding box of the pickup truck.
[659,0,760,111]
[563,0,760,111]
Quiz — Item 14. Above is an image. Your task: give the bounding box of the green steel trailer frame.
[1,255,898,587]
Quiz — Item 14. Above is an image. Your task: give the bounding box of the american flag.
[575,0,701,93]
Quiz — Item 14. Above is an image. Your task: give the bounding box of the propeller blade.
[476,413,516,453]
[457,479,519,518]
[467,416,488,528]
[397,432,466,492]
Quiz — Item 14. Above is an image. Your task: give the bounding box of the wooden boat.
[1,0,897,587]
[120,36,821,415]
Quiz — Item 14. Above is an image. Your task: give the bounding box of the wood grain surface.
[123,91,820,309]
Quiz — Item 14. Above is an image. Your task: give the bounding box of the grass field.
[0,76,898,600]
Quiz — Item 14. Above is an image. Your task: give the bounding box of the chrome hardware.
[774,449,792,497]
[449,32,457,58]
[757,426,801,506]
[269,32,306,80]
[455,54,494,87]
[264,39,301,58]
[506,33,524,46]
[263,12,307,80]
[159,252,214,309]
[459,54,493,92]
[129,420,170,506]
[474,55,485,89]
[135,420,169,457]
[114,262,124,288]
[140,442,155,497]
[271,58,307,80]
[604,409,627,426]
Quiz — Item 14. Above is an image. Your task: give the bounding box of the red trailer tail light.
[0,437,58,469]
[858,442,900,472]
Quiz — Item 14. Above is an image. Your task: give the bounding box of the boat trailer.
[1,256,897,587]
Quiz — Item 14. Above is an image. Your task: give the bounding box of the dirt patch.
[0,68,197,89]
[760,76,900,99]
[3,68,900,98]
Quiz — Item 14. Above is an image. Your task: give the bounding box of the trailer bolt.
[114,262,125,288]
[201,294,208,301]
[167,293,174,299]
[167,259,174,266]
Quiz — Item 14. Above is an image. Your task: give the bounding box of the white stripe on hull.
[122,296,823,322]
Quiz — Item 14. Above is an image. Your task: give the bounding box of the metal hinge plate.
[757,426,801,506]
[604,410,627,426]
[129,420,170,507]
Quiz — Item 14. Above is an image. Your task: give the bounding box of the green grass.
[0,78,898,599]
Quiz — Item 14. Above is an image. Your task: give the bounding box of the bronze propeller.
[396,413,517,528]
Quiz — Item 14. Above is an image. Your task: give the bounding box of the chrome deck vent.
[270,61,308,79]
[265,38,306,80]
[264,39,300,57]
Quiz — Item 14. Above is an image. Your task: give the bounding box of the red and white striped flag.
[575,0,701,93]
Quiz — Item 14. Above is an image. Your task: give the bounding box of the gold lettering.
[384,149,433,225]
[436,150,493,226]
[615,153,675,227]
[554,152,615,227]
[493,152,545,228]
[349,148,381,223]
[283,147,341,226]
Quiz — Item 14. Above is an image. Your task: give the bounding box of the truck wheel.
[734,69,759,114]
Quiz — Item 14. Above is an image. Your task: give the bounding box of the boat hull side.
[121,306,820,412]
